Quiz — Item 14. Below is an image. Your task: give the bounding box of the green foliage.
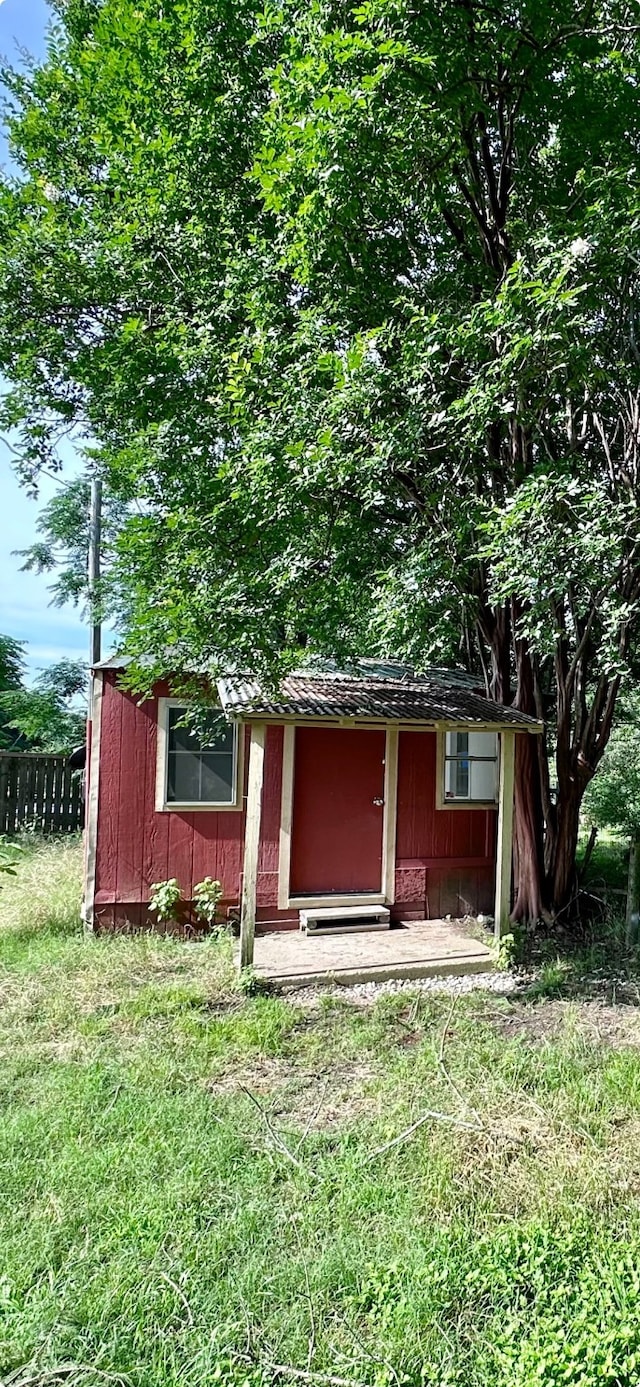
[148,877,182,924]
[3,0,638,674]
[524,959,570,1002]
[0,635,25,694]
[2,0,640,912]
[192,876,223,928]
[0,838,20,879]
[0,834,82,945]
[17,473,128,620]
[235,964,271,996]
[496,930,518,971]
[0,656,86,752]
[584,697,640,839]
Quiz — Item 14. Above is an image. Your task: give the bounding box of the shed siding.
[92,682,497,929]
[394,731,496,919]
[93,675,280,928]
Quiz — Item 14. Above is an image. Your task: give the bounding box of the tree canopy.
[0,643,86,752]
[584,695,640,842]
[1,0,639,918]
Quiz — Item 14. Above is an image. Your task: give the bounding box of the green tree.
[583,695,640,936]
[1,0,639,921]
[0,651,86,752]
[0,635,25,697]
[16,473,128,621]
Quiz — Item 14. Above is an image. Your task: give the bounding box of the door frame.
[277,722,399,910]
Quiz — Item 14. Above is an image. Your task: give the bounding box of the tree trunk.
[482,616,549,924]
[551,783,583,919]
[579,824,598,882]
[511,728,549,922]
[510,640,550,923]
[480,606,622,928]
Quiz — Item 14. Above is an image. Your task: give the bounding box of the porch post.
[239,721,266,971]
[494,729,516,941]
[83,671,103,932]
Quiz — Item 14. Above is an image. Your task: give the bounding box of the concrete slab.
[241,919,495,988]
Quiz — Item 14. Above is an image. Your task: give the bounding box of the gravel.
[283,969,518,1007]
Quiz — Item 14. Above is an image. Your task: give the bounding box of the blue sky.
[0,0,110,682]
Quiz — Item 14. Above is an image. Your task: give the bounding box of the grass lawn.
[3,841,640,1386]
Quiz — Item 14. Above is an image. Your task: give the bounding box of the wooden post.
[0,755,8,835]
[88,475,102,668]
[494,729,516,941]
[626,832,640,946]
[239,721,266,971]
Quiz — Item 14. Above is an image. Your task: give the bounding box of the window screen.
[166,707,237,805]
[444,730,498,803]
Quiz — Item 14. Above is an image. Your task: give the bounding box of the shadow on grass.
[513,915,640,1007]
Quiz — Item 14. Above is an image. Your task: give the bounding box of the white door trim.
[381,726,399,903]
[277,723,398,911]
[277,724,296,910]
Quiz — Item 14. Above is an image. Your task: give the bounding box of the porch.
[239,917,494,989]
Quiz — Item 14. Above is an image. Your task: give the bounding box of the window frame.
[436,728,499,810]
[155,697,244,812]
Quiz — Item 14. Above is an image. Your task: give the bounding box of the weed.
[525,958,570,1000]
[148,878,182,924]
[193,877,224,929]
[235,965,272,997]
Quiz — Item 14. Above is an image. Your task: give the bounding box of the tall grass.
[0,834,82,933]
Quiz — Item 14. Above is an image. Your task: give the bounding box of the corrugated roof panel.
[217,674,542,729]
[93,655,542,728]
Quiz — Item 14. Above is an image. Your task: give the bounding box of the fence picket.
[0,752,84,836]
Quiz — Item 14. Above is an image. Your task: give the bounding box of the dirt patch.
[207,1055,379,1131]
[488,997,640,1048]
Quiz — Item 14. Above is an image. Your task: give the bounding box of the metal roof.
[94,654,542,729]
[218,667,542,730]
[92,653,135,670]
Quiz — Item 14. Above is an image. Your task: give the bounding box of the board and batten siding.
[394,731,496,919]
[91,676,496,929]
[92,673,284,930]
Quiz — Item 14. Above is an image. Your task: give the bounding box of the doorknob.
[373,798,384,806]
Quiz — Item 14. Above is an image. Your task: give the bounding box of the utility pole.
[88,475,102,667]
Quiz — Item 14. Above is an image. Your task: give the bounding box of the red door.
[289,727,386,896]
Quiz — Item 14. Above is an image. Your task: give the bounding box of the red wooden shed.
[83,659,542,967]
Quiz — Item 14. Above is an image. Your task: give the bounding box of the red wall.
[93,674,284,930]
[394,731,496,919]
[92,678,496,930]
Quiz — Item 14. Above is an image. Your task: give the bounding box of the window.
[157,701,241,809]
[442,730,498,804]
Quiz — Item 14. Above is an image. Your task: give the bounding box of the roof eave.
[228,708,544,732]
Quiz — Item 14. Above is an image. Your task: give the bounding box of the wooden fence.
[0,752,84,836]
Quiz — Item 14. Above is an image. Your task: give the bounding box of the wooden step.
[299,905,391,936]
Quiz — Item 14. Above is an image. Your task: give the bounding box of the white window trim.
[155,697,245,812]
[435,728,499,810]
